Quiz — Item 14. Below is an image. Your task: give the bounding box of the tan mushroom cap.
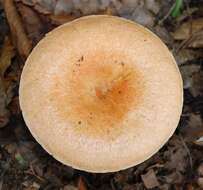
[19,15,183,173]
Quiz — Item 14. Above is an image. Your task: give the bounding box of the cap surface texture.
[19,15,183,172]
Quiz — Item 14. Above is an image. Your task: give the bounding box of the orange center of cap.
[52,51,144,139]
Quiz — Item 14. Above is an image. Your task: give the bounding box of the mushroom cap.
[19,15,183,173]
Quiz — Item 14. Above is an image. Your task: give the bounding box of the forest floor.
[0,0,203,189]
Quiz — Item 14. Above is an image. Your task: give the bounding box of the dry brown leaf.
[15,0,55,14]
[17,3,45,45]
[154,25,172,44]
[131,5,154,27]
[198,163,203,176]
[0,36,15,77]
[3,0,32,60]
[78,176,87,190]
[99,6,114,15]
[190,70,203,97]
[188,30,203,48]
[54,0,73,15]
[173,18,203,40]
[197,178,203,189]
[141,169,160,189]
[180,64,200,89]
[15,0,34,6]
[194,136,203,146]
[0,36,15,128]
[50,15,78,26]
[0,79,10,128]
[166,136,188,170]
[182,113,203,143]
[175,49,203,66]
[63,185,78,190]
[173,18,203,48]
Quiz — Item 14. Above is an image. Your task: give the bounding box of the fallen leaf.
[162,172,184,184]
[3,0,32,60]
[34,0,56,14]
[0,36,15,128]
[78,176,87,190]
[17,3,45,45]
[197,178,203,189]
[141,169,160,189]
[179,64,200,89]
[186,184,196,190]
[8,96,21,115]
[99,6,114,15]
[16,0,56,14]
[154,25,172,44]
[188,30,203,48]
[198,163,203,176]
[182,113,203,143]
[173,18,203,40]
[23,181,40,190]
[0,37,15,77]
[4,142,18,154]
[175,49,203,66]
[194,136,203,146]
[165,136,188,172]
[63,185,78,190]
[116,0,138,15]
[0,180,2,190]
[173,18,203,48]
[50,15,78,26]
[190,70,203,97]
[145,0,160,14]
[15,0,34,6]
[131,5,154,27]
[54,0,73,15]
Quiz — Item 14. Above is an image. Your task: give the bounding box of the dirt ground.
[0,0,203,189]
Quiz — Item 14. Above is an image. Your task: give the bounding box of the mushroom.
[19,15,183,173]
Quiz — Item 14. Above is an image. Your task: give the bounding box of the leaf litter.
[0,0,203,189]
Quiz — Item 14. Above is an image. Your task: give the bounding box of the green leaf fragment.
[171,0,183,18]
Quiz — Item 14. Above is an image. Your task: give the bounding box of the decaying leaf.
[173,18,203,48]
[180,64,200,89]
[141,169,160,189]
[182,113,203,143]
[17,3,45,45]
[15,0,56,14]
[160,136,189,186]
[175,49,203,66]
[0,80,10,128]
[50,15,78,26]
[3,0,32,60]
[173,18,203,40]
[131,4,154,27]
[197,178,203,189]
[190,70,203,97]
[63,185,77,190]
[188,30,203,48]
[54,0,73,15]
[0,36,15,128]
[0,37,15,77]
[195,136,203,146]
[78,176,87,190]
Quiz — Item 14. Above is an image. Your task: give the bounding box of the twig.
[3,0,32,61]
[158,1,177,25]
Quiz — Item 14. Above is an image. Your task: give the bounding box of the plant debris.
[141,169,160,189]
[3,0,32,60]
[0,0,203,189]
